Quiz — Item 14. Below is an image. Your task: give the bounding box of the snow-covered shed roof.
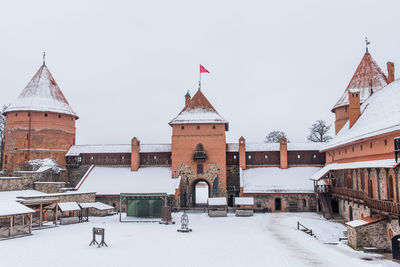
[207,197,227,206]
[242,167,321,193]
[66,144,171,156]
[4,65,78,118]
[79,202,114,210]
[234,197,254,205]
[332,52,387,111]
[169,90,229,130]
[323,79,400,151]
[75,166,177,195]
[0,201,35,217]
[226,142,322,152]
[58,202,81,211]
[310,159,398,181]
[0,190,48,202]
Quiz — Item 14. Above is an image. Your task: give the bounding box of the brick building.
[311,47,399,251]
[2,62,78,171]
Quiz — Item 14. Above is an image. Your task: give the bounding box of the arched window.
[196,143,204,151]
[197,164,203,174]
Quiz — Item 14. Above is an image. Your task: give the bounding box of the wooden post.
[39,203,43,227]
[55,203,58,225]
[29,214,32,234]
[119,197,122,222]
[10,216,13,237]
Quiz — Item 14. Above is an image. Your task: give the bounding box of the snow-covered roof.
[169,90,229,130]
[332,52,387,111]
[207,197,227,206]
[310,159,398,181]
[4,65,78,118]
[234,197,254,205]
[0,190,48,202]
[79,202,114,210]
[345,219,369,228]
[58,202,81,211]
[323,79,400,151]
[242,167,321,193]
[0,201,35,217]
[66,144,171,156]
[227,142,321,152]
[75,166,177,195]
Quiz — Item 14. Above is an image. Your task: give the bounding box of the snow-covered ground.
[0,212,397,267]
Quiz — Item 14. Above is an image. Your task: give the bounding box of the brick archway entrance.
[190,179,211,207]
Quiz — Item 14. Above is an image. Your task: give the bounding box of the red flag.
[200,65,210,73]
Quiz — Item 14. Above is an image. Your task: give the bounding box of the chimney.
[279,137,288,169]
[185,91,191,107]
[348,89,361,128]
[238,136,246,170]
[387,61,395,84]
[131,137,140,171]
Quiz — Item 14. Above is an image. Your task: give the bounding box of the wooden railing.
[325,185,400,216]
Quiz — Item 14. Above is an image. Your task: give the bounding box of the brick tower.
[169,90,228,206]
[331,50,389,134]
[2,62,78,170]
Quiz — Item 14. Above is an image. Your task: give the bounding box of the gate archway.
[190,179,211,207]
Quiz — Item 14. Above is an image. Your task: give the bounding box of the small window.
[197,125,200,130]
[370,143,373,149]
[360,145,363,151]
[106,156,109,160]
[345,149,347,154]
[44,113,48,117]
[197,164,203,174]
[297,154,301,159]
[339,150,341,155]
[181,126,184,130]
[15,113,18,117]
[264,155,268,159]
[240,140,244,144]
[58,114,61,118]
[121,156,125,160]
[28,112,30,117]
[352,147,354,152]
[212,125,216,129]
[385,139,388,146]
[4,155,7,164]
[248,155,252,159]
[153,155,157,160]
[26,134,29,140]
[313,154,317,159]
[233,155,237,159]
[90,156,94,160]
[303,199,307,207]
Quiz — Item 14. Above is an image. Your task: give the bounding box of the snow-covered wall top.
[66,144,171,156]
[5,65,78,117]
[227,142,322,152]
[242,167,321,193]
[76,166,176,195]
[323,79,400,150]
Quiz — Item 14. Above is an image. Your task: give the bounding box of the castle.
[2,44,400,250]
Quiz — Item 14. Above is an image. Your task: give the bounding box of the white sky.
[1,0,399,145]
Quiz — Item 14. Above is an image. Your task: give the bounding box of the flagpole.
[199,65,201,90]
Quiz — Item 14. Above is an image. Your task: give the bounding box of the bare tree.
[0,105,8,170]
[307,120,332,143]
[265,130,289,143]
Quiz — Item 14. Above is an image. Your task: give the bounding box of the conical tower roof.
[169,90,228,130]
[332,52,388,111]
[4,65,78,118]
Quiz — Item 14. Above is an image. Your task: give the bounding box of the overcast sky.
[1,0,399,145]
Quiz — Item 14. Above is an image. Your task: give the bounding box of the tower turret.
[2,63,78,170]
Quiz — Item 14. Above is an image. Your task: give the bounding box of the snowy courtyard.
[0,212,398,267]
